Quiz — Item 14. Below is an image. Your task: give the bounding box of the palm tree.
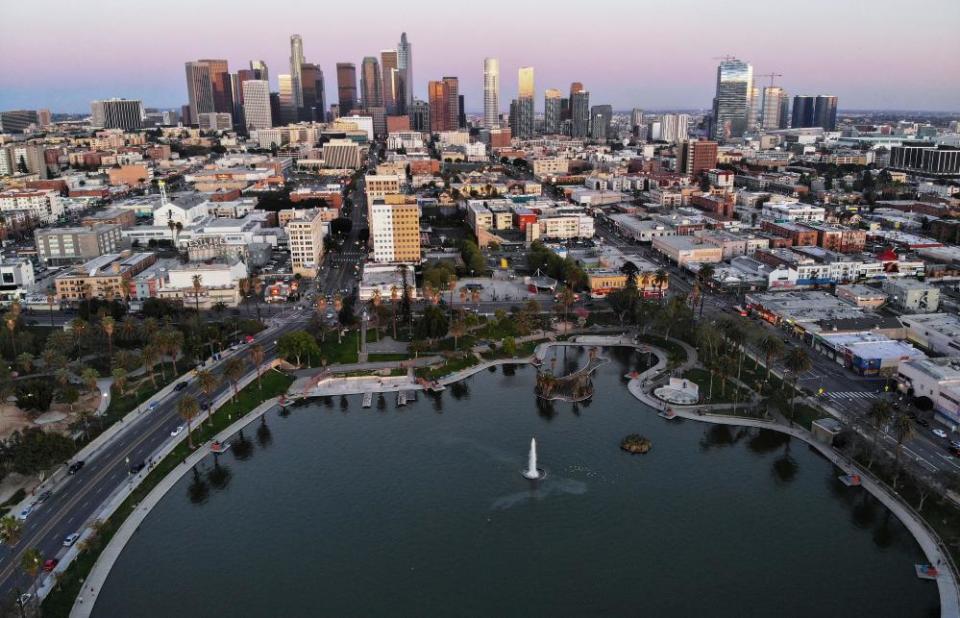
[177,395,199,449]
[142,344,161,386]
[20,546,42,581]
[118,316,139,343]
[755,333,785,385]
[891,413,914,489]
[450,315,466,351]
[653,268,668,302]
[867,399,893,469]
[195,369,218,422]
[389,285,399,339]
[556,285,576,334]
[783,347,812,425]
[111,367,128,396]
[46,294,57,328]
[15,352,33,374]
[447,277,458,315]
[80,367,99,393]
[222,357,246,404]
[249,344,265,392]
[0,514,22,545]
[696,264,715,318]
[4,310,18,356]
[191,274,203,313]
[70,318,88,358]
[101,315,116,359]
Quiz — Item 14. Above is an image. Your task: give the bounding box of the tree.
[653,269,669,301]
[867,399,893,469]
[195,369,218,415]
[330,217,353,237]
[192,274,204,313]
[20,546,43,581]
[755,334,784,385]
[555,285,576,333]
[450,314,466,351]
[81,367,100,393]
[696,264,716,318]
[891,413,914,489]
[111,367,128,396]
[249,344,265,392]
[15,352,34,374]
[502,336,517,357]
[177,395,199,449]
[222,357,246,404]
[414,305,449,343]
[142,344,161,386]
[101,315,116,359]
[277,331,320,367]
[0,514,22,546]
[783,347,812,424]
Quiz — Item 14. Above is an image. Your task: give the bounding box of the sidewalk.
[626,346,960,617]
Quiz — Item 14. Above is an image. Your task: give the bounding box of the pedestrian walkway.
[825,391,879,401]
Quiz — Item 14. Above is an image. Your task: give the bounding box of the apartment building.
[286,210,327,277]
[34,224,125,265]
[370,201,420,263]
[54,252,157,301]
[0,189,64,224]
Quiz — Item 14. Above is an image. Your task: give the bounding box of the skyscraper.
[250,60,269,83]
[544,89,562,135]
[711,58,753,141]
[278,74,296,125]
[747,86,762,132]
[791,95,816,128]
[381,50,399,113]
[761,86,789,130]
[677,140,719,175]
[184,61,215,124]
[360,56,383,109]
[428,81,446,133]
[516,67,535,138]
[570,82,584,96]
[409,99,429,132]
[590,105,612,141]
[571,90,590,138]
[290,35,305,112]
[631,108,644,131]
[397,32,413,114]
[814,95,838,131]
[242,80,272,130]
[483,58,500,129]
[337,63,358,114]
[659,113,689,144]
[443,76,459,131]
[198,59,233,115]
[300,63,324,121]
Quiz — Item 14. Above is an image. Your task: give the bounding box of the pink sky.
[2,0,958,112]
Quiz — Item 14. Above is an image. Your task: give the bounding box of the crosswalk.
[825,391,880,401]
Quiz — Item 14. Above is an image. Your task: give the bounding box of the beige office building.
[371,201,420,263]
[286,210,327,277]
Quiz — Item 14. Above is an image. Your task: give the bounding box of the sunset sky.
[2,0,958,113]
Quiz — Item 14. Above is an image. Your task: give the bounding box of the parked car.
[18,504,35,521]
[129,461,146,474]
[42,559,58,572]
[171,425,185,437]
[916,418,930,428]
[933,428,948,439]
[63,532,81,547]
[173,382,188,392]
[36,491,52,504]
[68,461,85,474]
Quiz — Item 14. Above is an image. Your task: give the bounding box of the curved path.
[628,345,960,618]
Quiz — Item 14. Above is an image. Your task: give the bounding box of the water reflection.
[772,453,799,484]
[339,395,349,411]
[427,390,443,412]
[536,397,557,420]
[232,430,254,461]
[502,363,516,377]
[450,381,470,400]
[256,417,272,448]
[208,458,232,490]
[852,493,878,530]
[746,429,790,455]
[699,425,749,450]
[187,467,209,505]
[376,393,386,411]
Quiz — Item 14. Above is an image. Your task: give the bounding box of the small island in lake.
[620,434,652,454]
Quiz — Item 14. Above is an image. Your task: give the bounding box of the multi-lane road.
[0,307,312,605]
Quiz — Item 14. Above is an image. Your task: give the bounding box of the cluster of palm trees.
[174,344,264,450]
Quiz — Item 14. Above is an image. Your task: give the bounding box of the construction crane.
[756,72,784,87]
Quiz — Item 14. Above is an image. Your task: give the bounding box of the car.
[173,382,188,392]
[148,401,158,411]
[171,425,185,437]
[18,504,35,520]
[63,532,81,547]
[951,440,960,449]
[68,461,85,474]
[129,461,146,474]
[36,490,52,504]
[42,559,58,573]
[916,418,930,427]
[933,428,948,439]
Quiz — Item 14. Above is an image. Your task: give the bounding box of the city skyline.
[2,0,959,113]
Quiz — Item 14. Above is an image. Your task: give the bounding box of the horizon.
[2,0,958,115]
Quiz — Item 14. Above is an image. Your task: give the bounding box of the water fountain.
[522,438,545,480]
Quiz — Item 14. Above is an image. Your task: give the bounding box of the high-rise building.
[90,99,144,130]
[711,58,753,140]
[242,80,272,131]
[289,35,305,112]
[250,60,269,83]
[197,59,233,114]
[747,86,762,132]
[371,201,421,263]
[397,32,413,114]
[36,109,51,127]
[761,87,789,130]
[278,74,297,125]
[337,63,358,114]
[814,95,838,131]
[659,113,688,144]
[361,56,383,109]
[590,105,612,141]
[458,94,466,129]
[570,82,584,96]
[791,95,816,128]
[381,50,399,113]
[286,210,326,277]
[300,63,325,121]
[428,81,447,133]
[409,99,430,132]
[483,58,500,129]
[571,91,590,138]
[677,140,719,175]
[630,108,644,132]
[515,67,535,139]
[544,89,562,135]
[184,61,215,123]
[443,77,459,131]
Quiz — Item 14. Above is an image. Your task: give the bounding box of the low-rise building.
[835,284,886,309]
[155,260,247,308]
[0,258,35,305]
[651,236,723,266]
[54,252,157,302]
[34,224,125,266]
[897,357,960,429]
[900,313,960,356]
[882,278,940,313]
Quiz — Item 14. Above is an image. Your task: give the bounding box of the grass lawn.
[682,367,753,405]
[415,354,480,381]
[637,333,689,366]
[317,329,375,365]
[41,370,293,618]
